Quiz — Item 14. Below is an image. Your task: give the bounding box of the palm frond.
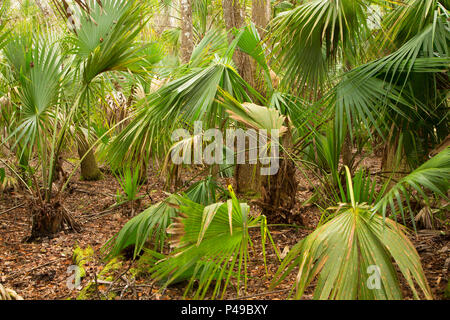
[106,55,261,168]
[381,0,449,50]
[331,18,449,140]
[270,0,370,91]
[4,34,63,156]
[373,147,450,225]
[148,186,271,299]
[184,175,226,206]
[220,90,287,134]
[272,168,433,300]
[70,0,151,85]
[102,195,180,260]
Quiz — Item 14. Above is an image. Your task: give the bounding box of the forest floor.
[0,155,449,300]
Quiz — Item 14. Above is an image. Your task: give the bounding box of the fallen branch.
[0,203,25,216]
[6,258,63,279]
[234,288,291,300]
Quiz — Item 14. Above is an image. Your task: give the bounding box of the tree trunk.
[342,131,354,173]
[235,144,263,196]
[260,132,297,223]
[180,0,193,64]
[222,0,254,85]
[251,0,272,95]
[77,134,102,181]
[223,0,262,195]
[252,0,271,38]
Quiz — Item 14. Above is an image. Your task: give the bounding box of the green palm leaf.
[374,147,450,225]
[272,168,433,300]
[148,186,271,299]
[102,195,180,260]
[270,0,370,91]
[70,0,151,85]
[381,0,449,50]
[106,55,261,168]
[4,34,63,156]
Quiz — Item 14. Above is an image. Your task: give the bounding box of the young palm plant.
[3,33,81,239]
[106,35,262,175]
[272,148,450,299]
[102,175,227,260]
[62,0,154,180]
[146,186,275,299]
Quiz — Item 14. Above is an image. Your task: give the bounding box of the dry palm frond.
[0,284,23,300]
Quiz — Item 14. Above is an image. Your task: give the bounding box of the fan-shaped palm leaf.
[4,34,63,159]
[270,0,370,91]
[373,147,450,225]
[70,0,151,85]
[102,195,180,260]
[106,54,262,168]
[148,186,273,299]
[271,168,433,300]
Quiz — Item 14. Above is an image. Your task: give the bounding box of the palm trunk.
[260,132,297,222]
[252,0,271,39]
[223,0,263,195]
[77,134,102,181]
[342,131,354,173]
[28,200,81,242]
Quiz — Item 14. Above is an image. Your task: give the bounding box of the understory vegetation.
[0,0,449,300]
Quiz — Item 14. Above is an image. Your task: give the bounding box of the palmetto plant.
[102,194,180,259]
[269,0,371,92]
[272,148,450,299]
[0,0,154,239]
[103,175,226,260]
[270,0,448,175]
[272,198,433,299]
[373,147,450,226]
[59,0,155,180]
[116,166,143,202]
[219,91,304,219]
[103,184,277,299]
[146,186,274,299]
[106,39,262,170]
[327,0,449,169]
[2,33,82,239]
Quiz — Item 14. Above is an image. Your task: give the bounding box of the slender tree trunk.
[222,0,254,85]
[180,0,193,64]
[342,131,354,173]
[251,0,272,96]
[252,0,271,38]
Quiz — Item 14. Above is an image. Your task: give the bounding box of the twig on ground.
[6,258,63,279]
[0,202,24,215]
[234,288,291,300]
